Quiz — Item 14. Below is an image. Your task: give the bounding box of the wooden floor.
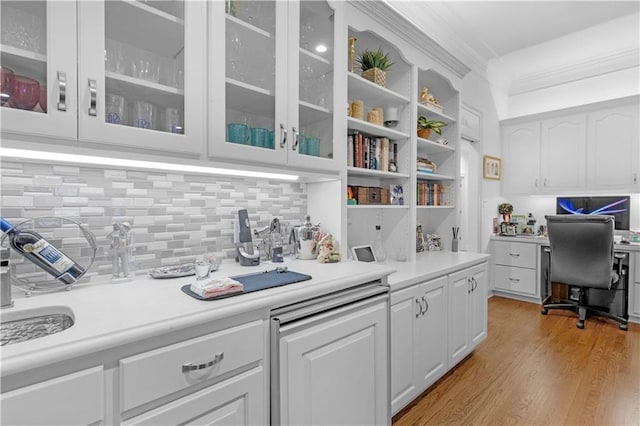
[393,296,640,426]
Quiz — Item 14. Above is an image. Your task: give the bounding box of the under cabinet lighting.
[0,148,299,181]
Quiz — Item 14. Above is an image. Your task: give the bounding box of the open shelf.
[417,102,456,123]
[417,137,455,153]
[348,167,410,179]
[416,171,455,181]
[347,117,410,140]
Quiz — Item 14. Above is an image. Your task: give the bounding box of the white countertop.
[1,259,395,377]
[491,234,640,252]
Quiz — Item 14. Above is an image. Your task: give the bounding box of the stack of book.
[417,182,445,206]
[417,157,437,174]
[347,132,398,172]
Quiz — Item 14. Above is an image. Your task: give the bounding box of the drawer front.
[120,320,264,412]
[494,265,538,296]
[1,366,104,425]
[494,241,537,269]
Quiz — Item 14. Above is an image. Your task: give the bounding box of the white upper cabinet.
[209,0,340,172]
[78,0,206,155]
[540,114,586,192]
[586,103,639,191]
[1,0,206,156]
[502,121,541,194]
[1,1,77,140]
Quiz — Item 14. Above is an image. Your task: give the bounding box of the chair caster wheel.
[577,322,585,329]
[620,323,628,331]
[541,308,548,315]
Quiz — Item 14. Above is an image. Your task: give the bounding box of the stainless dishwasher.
[270,281,390,425]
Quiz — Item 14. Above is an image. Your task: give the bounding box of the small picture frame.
[351,245,377,262]
[390,184,404,205]
[483,155,501,180]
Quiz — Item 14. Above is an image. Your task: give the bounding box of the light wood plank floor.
[393,296,640,426]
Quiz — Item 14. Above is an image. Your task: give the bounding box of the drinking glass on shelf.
[105,39,127,75]
[299,62,315,103]
[105,94,127,125]
[132,50,160,83]
[0,66,15,106]
[300,15,314,49]
[226,29,244,81]
[8,75,40,111]
[133,101,154,129]
[164,107,183,134]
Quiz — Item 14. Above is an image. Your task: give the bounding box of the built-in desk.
[490,235,640,324]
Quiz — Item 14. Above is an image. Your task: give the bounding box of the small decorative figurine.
[416,224,425,252]
[108,221,135,281]
[317,234,341,263]
[348,36,357,73]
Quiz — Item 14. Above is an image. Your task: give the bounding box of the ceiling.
[386,1,640,63]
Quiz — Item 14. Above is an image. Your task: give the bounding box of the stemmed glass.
[227,28,244,81]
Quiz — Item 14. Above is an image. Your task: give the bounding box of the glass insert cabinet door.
[212,0,337,170]
[0,0,77,140]
[78,0,205,155]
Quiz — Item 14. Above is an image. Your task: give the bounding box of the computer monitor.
[556,196,631,231]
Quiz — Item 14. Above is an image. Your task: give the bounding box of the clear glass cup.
[133,101,154,129]
[132,49,160,83]
[164,107,183,134]
[105,39,127,75]
[105,94,127,125]
[194,258,211,282]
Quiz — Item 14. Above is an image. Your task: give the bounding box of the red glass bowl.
[8,75,40,111]
[0,66,15,106]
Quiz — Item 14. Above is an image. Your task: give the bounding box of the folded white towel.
[190,277,243,298]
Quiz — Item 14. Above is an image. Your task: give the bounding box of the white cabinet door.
[502,122,541,194]
[1,366,104,426]
[448,263,488,367]
[414,276,448,390]
[123,366,265,426]
[279,298,389,425]
[390,286,417,414]
[209,0,339,171]
[586,103,640,190]
[1,1,78,140]
[77,0,205,155]
[541,114,586,192]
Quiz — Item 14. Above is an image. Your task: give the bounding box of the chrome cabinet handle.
[415,299,422,318]
[57,71,67,112]
[467,277,472,294]
[422,296,429,315]
[279,123,287,148]
[509,253,520,257]
[509,278,520,283]
[182,352,224,372]
[88,79,97,116]
[473,277,478,292]
[292,126,298,150]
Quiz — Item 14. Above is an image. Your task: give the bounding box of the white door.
[279,298,389,425]
[77,0,205,155]
[1,0,77,140]
[460,138,481,252]
[541,114,586,192]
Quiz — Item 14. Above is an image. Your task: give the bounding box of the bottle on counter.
[373,225,387,262]
[0,217,86,284]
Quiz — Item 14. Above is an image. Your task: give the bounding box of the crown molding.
[349,1,472,79]
[509,47,640,95]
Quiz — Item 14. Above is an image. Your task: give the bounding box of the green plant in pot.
[356,47,393,87]
[417,116,447,139]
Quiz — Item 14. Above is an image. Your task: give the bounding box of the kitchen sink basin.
[1,306,75,346]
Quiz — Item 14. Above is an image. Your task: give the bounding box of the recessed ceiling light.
[315,44,327,53]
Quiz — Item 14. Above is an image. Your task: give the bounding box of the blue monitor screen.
[556,196,630,230]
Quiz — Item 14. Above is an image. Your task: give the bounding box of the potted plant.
[417,116,447,139]
[356,48,393,87]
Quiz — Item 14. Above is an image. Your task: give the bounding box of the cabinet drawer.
[494,265,538,296]
[1,366,104,425]
[120,320,264,412]
[494,241,537,269]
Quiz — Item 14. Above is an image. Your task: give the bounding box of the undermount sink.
[1,306,75,346]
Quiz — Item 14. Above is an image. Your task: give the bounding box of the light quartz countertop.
[1,259,395,377]
[491,234,640,252]
[1,251,491,377]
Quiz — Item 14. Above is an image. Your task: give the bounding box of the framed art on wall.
[483,155,501,180]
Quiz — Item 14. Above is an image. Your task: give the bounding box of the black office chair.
[541,215,628,330]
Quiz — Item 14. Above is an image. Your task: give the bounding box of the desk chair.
[541,215,628,330]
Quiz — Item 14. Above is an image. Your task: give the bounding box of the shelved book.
[417,182,445,206]
[347,132,397,172]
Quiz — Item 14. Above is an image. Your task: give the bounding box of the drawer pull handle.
[509,253,520,257]
[182,352,224,372]
[509,278,520,282]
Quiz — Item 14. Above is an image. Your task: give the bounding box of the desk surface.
[491,235,640,252]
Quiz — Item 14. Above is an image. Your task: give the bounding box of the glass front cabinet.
[209,0,340,172]
[1,0,206,155]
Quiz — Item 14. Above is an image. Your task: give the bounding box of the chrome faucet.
[1,248,13,309]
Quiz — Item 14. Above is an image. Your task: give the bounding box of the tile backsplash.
[0,160,307,282]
